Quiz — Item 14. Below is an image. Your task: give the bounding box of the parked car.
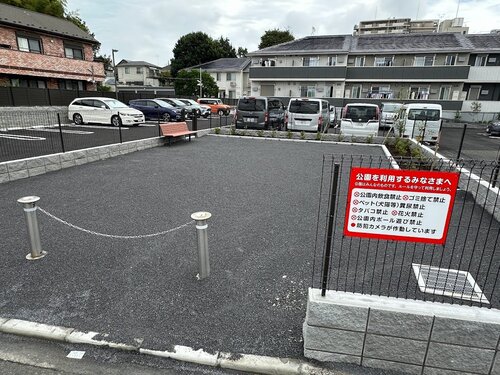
[178,98,211,118]
[156,97,191,118]
[340,103,380,137]
[286,98,330,132]
[234,96,285,130]
[396,103,442,144]
[486,121,500,136]
[380,102,403,129]
[329,105,336,127]
[197,98,231,116]
[68,97,145,127]
[128,99,182,122]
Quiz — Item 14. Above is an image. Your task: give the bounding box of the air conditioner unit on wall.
[230,82,236,87]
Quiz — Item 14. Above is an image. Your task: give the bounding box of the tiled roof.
[351,33,468,52]
[253,36,350,54]
[117,60,160,68]
[0,2,98,43]
[465,34,500,51]
[190,58,251,71]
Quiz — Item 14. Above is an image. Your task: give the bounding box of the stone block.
[426,342,495,374]
[45,163,61,172]
[304,348,361,365]
[368,309,432,340]
[9,170,29,180]
[7,160,27,172]
[87,155,100,163]
[364,334,427,365]
[424,367,476,375]
[432,317,500,349]
[307,300,368,331]
[43,155,61,165]
[363,358,422,375]
[492,354,500,375]
[0,173,10,183]
[0,163,7,174]
[72,150,87,160]
[61,161,75,169]
[303,324,364,356]
[60,153,75,162]
[26,158,45,169]
[28,166,46,177]
[74,158,88,166]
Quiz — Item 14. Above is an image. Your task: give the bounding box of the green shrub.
[366,135,373,144]
[271,130,276,138]
[300,131,306,140]
[257,130,264,137]
[214,127,221,134]
[315,132,322,141]
[229,126,236,135]
[287,130,293,139]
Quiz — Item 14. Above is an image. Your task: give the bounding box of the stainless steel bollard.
[191,211,211,280]
[17,196,47,260]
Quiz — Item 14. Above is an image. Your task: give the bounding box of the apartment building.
[354,18,439,35]
[247,33,500,113]
[192,58,251,99]
[0,2,104,90]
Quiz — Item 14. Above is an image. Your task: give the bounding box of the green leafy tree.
[0,0,65,17]
[170,32,240,76]
[213,36,236,58]
[258,28,294,49]
[174,69,218,97]
[237,47,248,57]
[159,70,173,87]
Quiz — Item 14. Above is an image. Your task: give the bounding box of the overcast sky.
[66,0,499,67]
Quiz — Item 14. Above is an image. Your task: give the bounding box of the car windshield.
[382,103,402,112]
[344,106,378,122]
[408,109,440,121]
[238,98,266,111]
[156,100,175,109]
[289,100,319,114]
[180,99,196,106]
[269,100,282,110]
[102,99,128,109]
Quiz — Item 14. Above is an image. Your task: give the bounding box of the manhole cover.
[412,264,489,304]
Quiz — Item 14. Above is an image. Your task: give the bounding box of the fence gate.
[312,155,500,309]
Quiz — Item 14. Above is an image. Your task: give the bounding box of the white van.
[340,103,380,137]
[286,98,330,132]
[396,103,442,144]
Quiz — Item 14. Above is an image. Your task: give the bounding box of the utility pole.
[112,49,119,99]
[199,66,202,98]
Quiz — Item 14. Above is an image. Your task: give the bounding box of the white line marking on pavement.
[0,134,46,141]
[29,128,94,135]
[71,125,129,130]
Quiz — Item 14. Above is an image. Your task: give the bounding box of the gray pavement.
[0,136,387,362]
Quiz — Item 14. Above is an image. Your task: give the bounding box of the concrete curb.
[0,317,333,375]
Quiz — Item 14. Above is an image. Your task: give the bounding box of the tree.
[258,28,294,49]
[0,0,66,17]
[237,47,248,57]
[174,69,218,97]
[213,36,236,58]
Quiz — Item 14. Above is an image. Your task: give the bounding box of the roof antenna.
[455,0,461,18]
[416,0,420,19]
[311,26,316,35]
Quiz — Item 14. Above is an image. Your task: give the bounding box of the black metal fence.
[0,110,233,162]
[313,155,500,309]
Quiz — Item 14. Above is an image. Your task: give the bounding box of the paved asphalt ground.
[0,137,390,364]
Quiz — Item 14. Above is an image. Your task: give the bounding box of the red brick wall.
[0,25,103,83]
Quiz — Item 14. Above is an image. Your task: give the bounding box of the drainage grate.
[412,264,490,304]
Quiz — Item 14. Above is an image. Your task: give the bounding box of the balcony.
[467,66,500,82]
[346,66,470,81]
[0,49,105,81]
[249,66,347,80]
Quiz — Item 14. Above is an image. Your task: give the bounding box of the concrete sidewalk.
[0,136,391,372]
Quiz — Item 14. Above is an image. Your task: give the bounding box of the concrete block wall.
[0,137,164,184]
[304,289,500,375]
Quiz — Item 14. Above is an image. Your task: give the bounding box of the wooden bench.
[160,122,197,146]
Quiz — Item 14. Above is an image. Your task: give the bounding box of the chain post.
[191,211,212,280]
[17,196,47,260]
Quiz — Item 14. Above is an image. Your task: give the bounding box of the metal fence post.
[118,111,123,143]
[209,113,212,129]
[17,196,47,260]
[321,163,340,296]
[191,211,212,280]
[57,113,65,153]
[192,112,198,132]
[456,124,468,160]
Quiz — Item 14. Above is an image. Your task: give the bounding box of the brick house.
[0,3,104,91]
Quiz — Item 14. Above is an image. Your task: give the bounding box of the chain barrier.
[38,207,194,239]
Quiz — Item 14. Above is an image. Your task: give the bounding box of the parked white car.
[68,97,145,126]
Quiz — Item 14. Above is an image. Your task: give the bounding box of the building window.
[414,56,434,66]
[137,67,143,74]
[17,36,41,53]
[59,80,84,90]
[125,67,130,74]
[468,86,481,100]
[409,86,429,100]
[374,56,393,66]
[11,78,46,88]
[303,57,319,67]
[216,73,221,81]
[475,55,487,66]
[226,72,235,81]
[445,55,456,66]
[369,85,392,99]
[64,46,84,60]
[300,86,316,97]
[354,56,365,67]
[328,56,337,66]
[351,85,362,98]
[439,86,452,100]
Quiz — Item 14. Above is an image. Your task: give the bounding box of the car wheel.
[203,113,209,118]
[111,115,121,127]
[73,113,83,125]
[217,109,224,116]
[162,113,171,122]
